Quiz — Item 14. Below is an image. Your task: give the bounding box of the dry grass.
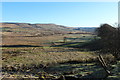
[1,33,104,72]
[2,34,64,46]
[2,46,99,79]
[2,47,97,67]
[2,31,90,46]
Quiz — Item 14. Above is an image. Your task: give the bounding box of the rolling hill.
[0,22,96,46]
[0,22,96,36]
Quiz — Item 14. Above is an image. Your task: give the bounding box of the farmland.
[1,23,119,80]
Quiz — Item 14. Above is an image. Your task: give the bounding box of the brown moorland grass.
[2,47,115,79]
[2,47,97,67]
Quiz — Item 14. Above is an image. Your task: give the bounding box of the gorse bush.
[96,24,120,59]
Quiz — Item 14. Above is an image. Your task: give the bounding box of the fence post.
[98,54,111,76]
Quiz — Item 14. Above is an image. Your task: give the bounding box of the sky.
[2,2,118,27]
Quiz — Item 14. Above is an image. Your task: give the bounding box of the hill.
[1,22,74,33]
[0,22,75,46]
[1,22,95,37]
[0,22,96,35]
[0,22,95,46]
[1,23,81,37]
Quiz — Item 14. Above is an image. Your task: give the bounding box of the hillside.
[1,22,95,37]
[1,23,73,37]
[1,22,95,46]
[0,23,72,46]
[1,22,74,33]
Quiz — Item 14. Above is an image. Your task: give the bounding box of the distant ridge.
[0,22,75,35]
[0,22,96,33]
[74,27,97,33]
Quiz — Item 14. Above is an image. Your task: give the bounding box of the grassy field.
[2,33,118,79]
[2,34,96,65]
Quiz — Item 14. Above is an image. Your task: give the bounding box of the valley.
[1,23,119,80]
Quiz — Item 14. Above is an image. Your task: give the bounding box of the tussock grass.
[2,47,97,69]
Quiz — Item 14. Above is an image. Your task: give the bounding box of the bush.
[96,24,120,59]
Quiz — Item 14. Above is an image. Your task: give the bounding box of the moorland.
[1,23,120,80]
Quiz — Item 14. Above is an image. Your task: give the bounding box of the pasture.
[2,33,119,80]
